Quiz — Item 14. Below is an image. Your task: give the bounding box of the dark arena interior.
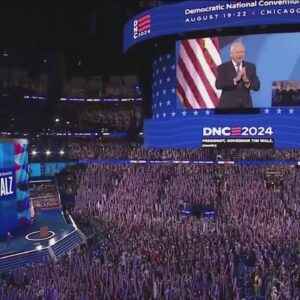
[1,1,300,299]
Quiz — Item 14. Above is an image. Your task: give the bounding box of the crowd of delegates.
[2,163,300,299]
[68,140,300,161]
[55,102,142,133]
[0,78,142,135]
[68,140,101,160]
[62,77,140,99]
[272,81,300,106]
[29,181,61,211]
[27,137,300,163]
[78,105,142,132]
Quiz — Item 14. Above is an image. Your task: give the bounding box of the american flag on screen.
[176,37,222,109]
[152,53,178,119]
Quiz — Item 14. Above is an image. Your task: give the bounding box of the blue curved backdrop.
[124,0,300,52]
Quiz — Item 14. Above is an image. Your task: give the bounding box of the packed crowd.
[0,66,140,99]
[2,163,300,299]
[272,81,300,106]
[29,181,61,211]
[28,137,300,163]
[68,141,300,161]
[1,71,141,135]
[78,105,142,132]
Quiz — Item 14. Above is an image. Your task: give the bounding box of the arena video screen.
[176,32,300,110]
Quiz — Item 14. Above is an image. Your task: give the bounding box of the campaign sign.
[0,168,16,201]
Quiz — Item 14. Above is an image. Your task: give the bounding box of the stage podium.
[40,226,49,238]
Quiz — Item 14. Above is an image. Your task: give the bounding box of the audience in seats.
[2,163,300,299]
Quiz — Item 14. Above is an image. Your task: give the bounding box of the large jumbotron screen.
[176,32,300,110]
[0,139,30,235]
[123,0,300,149]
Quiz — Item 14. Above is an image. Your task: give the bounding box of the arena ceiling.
[0,1,141,75]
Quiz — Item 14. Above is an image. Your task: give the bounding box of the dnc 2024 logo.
[133,14,151,40]
[203,126,274,136]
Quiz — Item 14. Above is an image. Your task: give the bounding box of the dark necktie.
[236,63,241,75]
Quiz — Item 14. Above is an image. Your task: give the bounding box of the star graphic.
[264,108,270,114]
[182,111,187,116]
[156,114,159,118]
[171,111,176,117]
[162,67,166,72]
[205,110,211,115]
[289,108,295,114]
[156,69,159,74]
[159,56,162,61]
[171,88,176,93]
[163,112,166,117]
[166,100,171,106]
[166,54,171,59]
[166,77,171,82]
[163,90,166,95]
[156,91,159,96]
[171,64,176,70]
[159,102,162,107]
[159,79,162,84]
[193,110,199,116]
[154,104,157,109]
[276,108,282,114]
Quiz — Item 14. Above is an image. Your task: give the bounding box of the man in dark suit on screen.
[215,41,260,108]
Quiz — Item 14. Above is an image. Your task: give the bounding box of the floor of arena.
[0,209,74,257]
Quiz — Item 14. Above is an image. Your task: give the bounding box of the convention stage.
[0,209,78,257]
